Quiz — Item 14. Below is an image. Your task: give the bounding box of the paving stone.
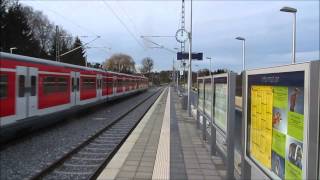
[117,171,135,178]
[200,163,215,169]
[139,161,154,167]
[172,89,226,180]
[187,174,205,180]
[124,161,139,166]
[202,169,219,176]
[204,175,223,180]
[114,177,131,180]
[121,165,137,172]
[135,172,152,179]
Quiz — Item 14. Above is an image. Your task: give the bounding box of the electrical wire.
[34,3,112,47]
[101,0,145,49]
[114,1,142,41]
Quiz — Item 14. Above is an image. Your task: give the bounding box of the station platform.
[97,87,227,180]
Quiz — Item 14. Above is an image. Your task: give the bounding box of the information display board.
[213,76,228,133]
[244,61,320,180]
[198,78,204,112]
[204,77,212,118]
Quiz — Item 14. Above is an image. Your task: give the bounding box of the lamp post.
[10,47,17,54]
[187,0,193,116]
[206,57,212,74]
[235,37,246,71]
[280,6,297,64]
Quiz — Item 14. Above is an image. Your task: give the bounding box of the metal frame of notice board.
[197,75,213,141]
[204,76,213,141]
[197,77,206,129]
[210,72,236,180]
[242,61,320,180]
[318,63,320,180]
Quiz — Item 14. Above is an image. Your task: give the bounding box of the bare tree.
[104,53,136,74]
[140,57,154,75]
[22,6,55,58]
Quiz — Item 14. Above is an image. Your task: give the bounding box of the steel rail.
[30,88,164,180]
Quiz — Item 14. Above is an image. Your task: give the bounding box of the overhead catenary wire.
[101,0,145,49]
[114,1,142,41]
[34,3,112,48]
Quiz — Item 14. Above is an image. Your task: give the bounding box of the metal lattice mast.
[180,0,186,52]
[180,0,187,87]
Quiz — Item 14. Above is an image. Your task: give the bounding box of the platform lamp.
[280,6,297,64]
[10,47,17,54]
[235,37,246,71]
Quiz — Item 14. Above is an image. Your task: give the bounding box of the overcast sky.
[22,0,319,73]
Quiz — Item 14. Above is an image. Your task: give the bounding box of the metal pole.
[173,58,175,84]
[56,25,60,62]
[210,58,212,74]
[243,40,246,71]
[187,0,193,116]
[292,12,296,64]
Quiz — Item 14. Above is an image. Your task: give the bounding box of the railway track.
[30,87,164,180]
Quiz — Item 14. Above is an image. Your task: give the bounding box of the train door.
[16,66,38,119]
[123,76,126,92]
[28,67,38,116]
[97,74,102,99]
[113,75,117,94]
[70,71,80,105]
[16,66,27,120]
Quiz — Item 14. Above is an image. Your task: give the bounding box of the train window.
[77,78,80,91]
[57,77,68,92]
[82,78,95,89]
[43,76,68,94]
[102,78,107,89]
[30,76,36,96]
[0,74,8,99]
[71,78,75,92]
[18,75,25,97]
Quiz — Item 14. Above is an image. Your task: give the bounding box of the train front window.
[0,74,8,99]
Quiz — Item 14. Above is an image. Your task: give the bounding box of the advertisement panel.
[204,77,212,118]
[246,70,306,180]
[213,77,228,133]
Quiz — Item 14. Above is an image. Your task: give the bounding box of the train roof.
[0,52,147,79]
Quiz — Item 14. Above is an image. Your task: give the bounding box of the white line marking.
[152,87,170,180]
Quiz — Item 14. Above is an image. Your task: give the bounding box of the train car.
[0,52,148,140]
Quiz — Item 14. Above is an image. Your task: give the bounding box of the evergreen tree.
[2,2,41,56]
[62,37,86,66]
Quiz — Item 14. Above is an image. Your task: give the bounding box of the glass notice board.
[246,70,306,180]
[213,77,228,133]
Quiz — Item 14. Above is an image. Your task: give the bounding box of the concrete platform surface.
[98,87,226,180]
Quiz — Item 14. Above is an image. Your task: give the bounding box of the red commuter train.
[0,52,148,140]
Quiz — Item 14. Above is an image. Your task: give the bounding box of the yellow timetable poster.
[250,86,273,169]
